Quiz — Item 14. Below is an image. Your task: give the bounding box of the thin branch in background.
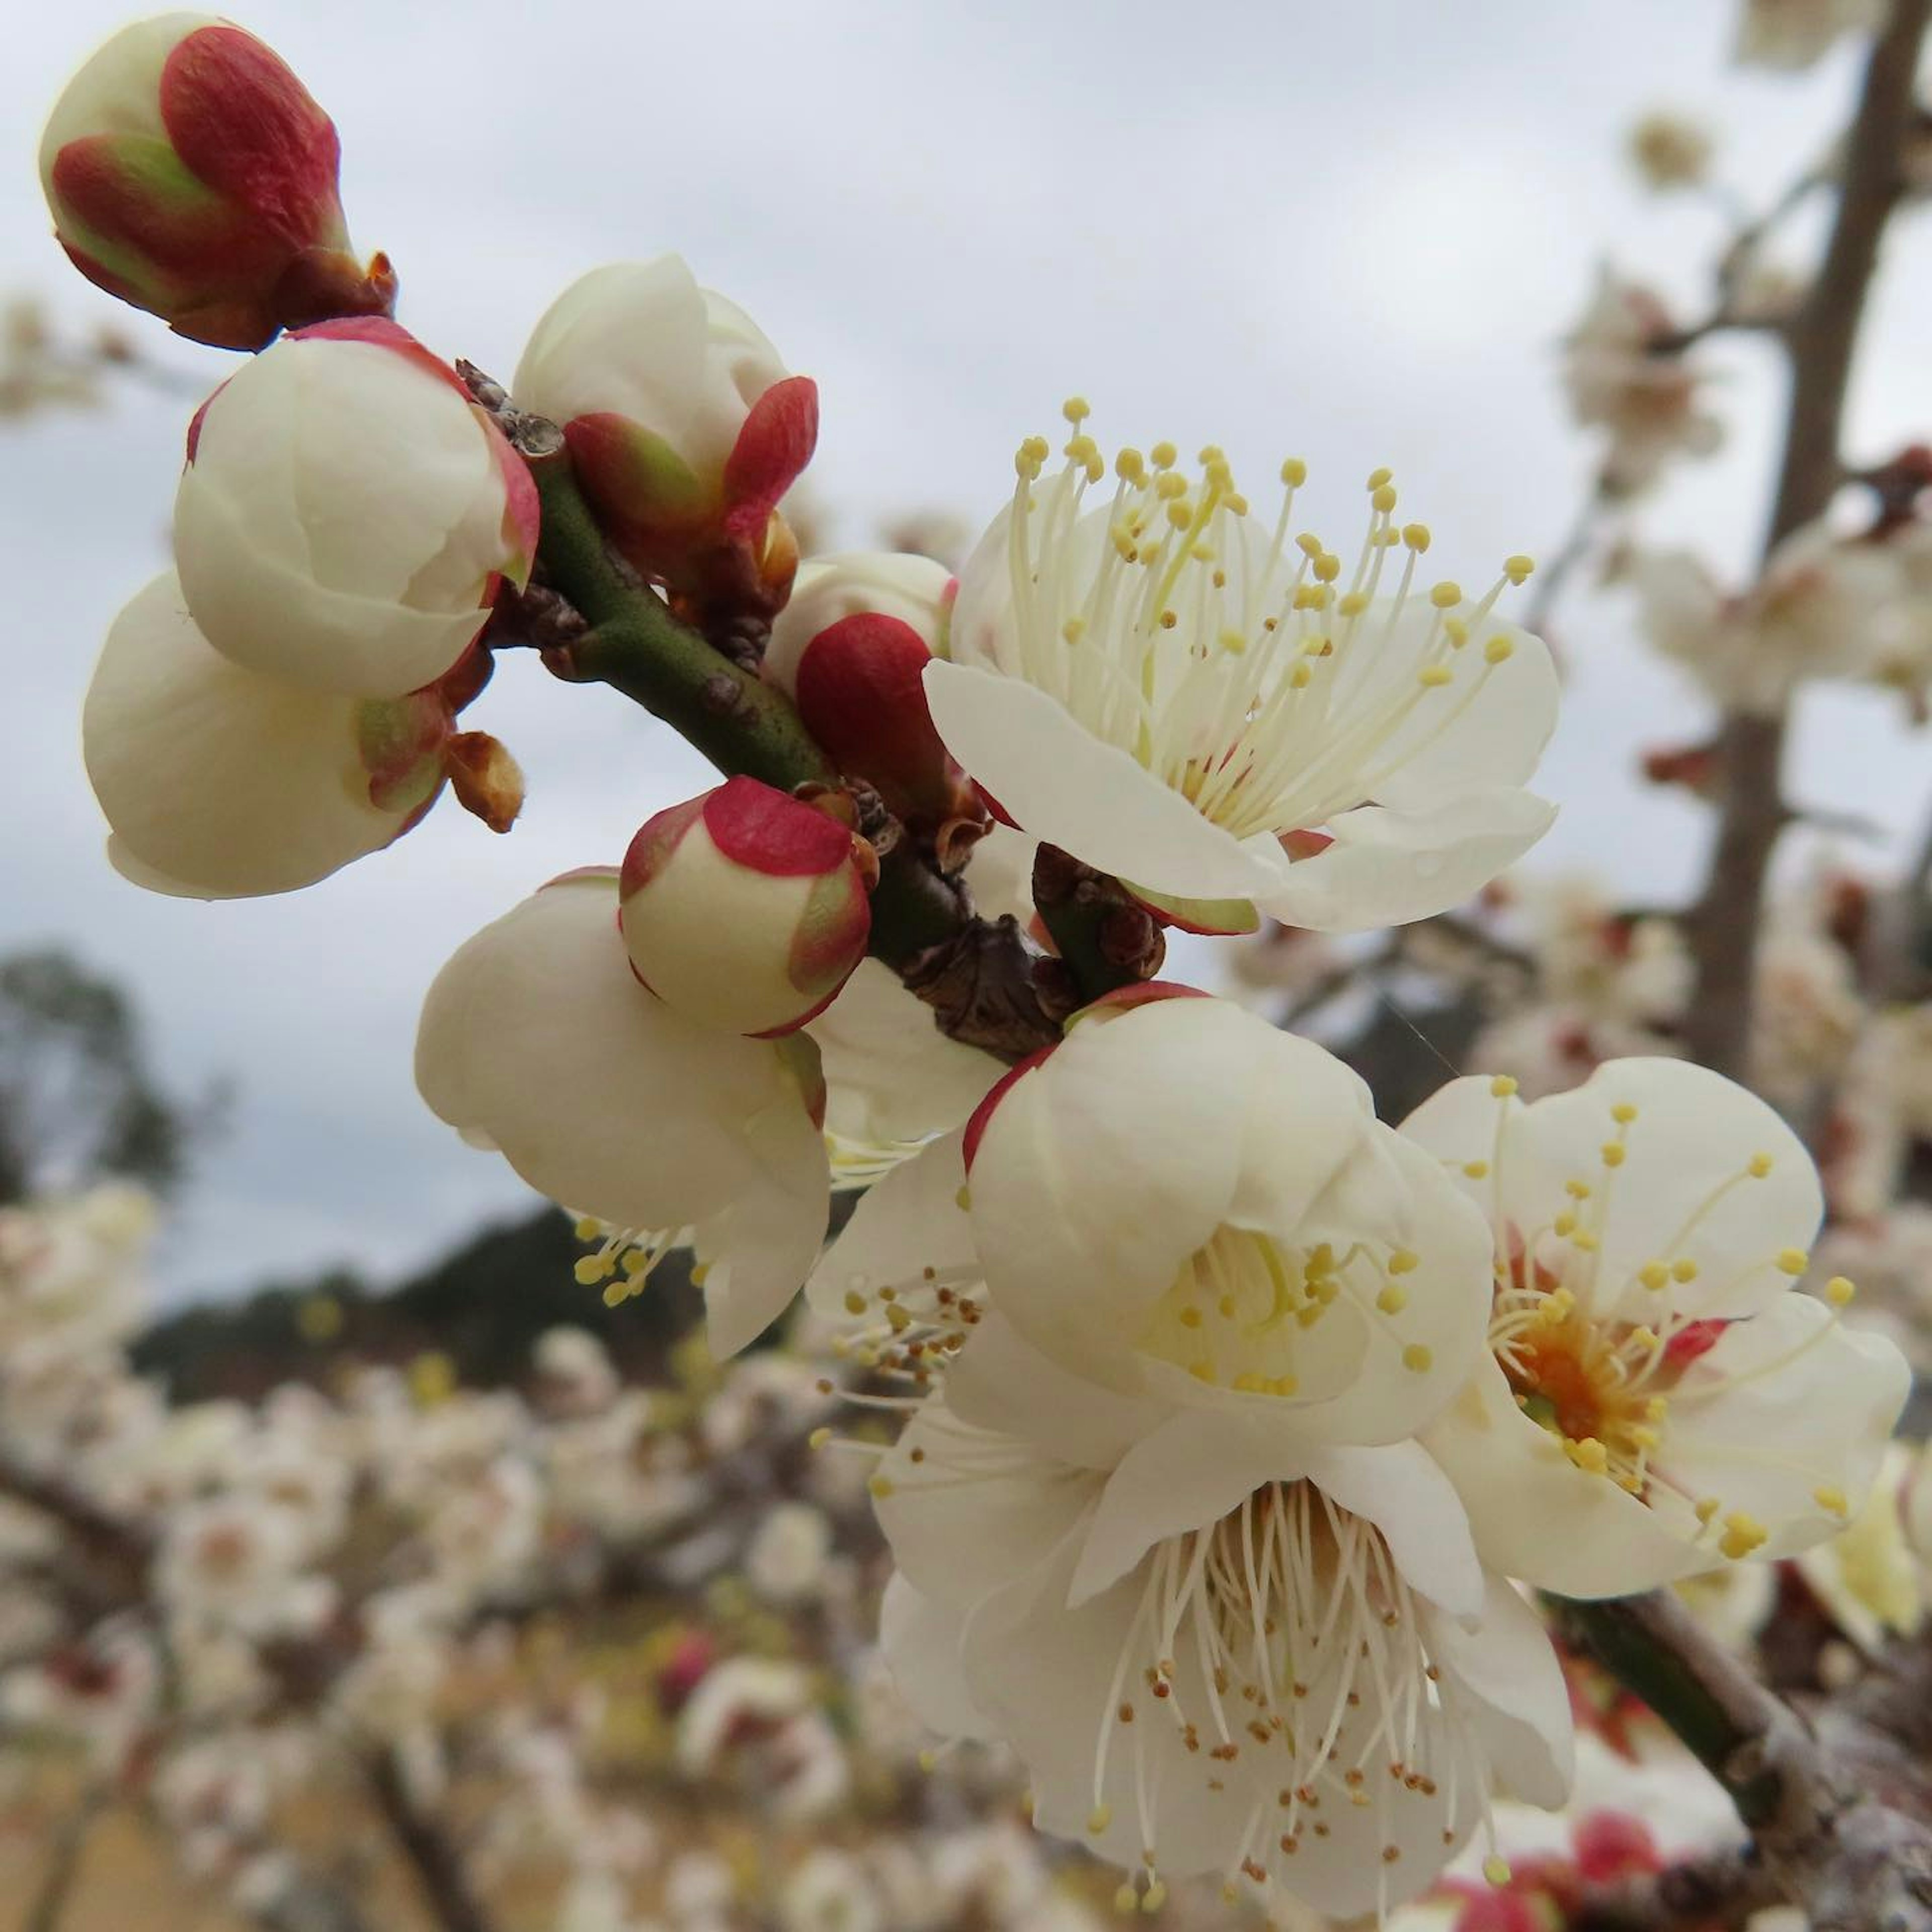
[24,1784,108,1932]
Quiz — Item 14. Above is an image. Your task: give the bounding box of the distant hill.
[132,1206,707,1401]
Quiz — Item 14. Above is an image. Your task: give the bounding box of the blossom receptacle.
[40,16,394,351]
[174,317,538,701]
[923,417,1558,933]
[512,256,816,616]
[82,572,504,898]
[1406,1059,1910,1597]
[415,870,831,1356]
[619,778,872,1038]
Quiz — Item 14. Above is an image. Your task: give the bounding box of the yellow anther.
[1566,1437,1609,1474]
[1141,1880,1168,1913]
[573,1215,602,1241]
[955,1185,971,1211]
[1695,1497,1723,1525]
[1114,1884,1140,1916]
[1630,1325,1660,1350]
[1402,1344,1434,1374]
[1232,1372,1265,1393]
[1503,554,1535,584]
[1490,1076,1518,1098]
[1814,1485,1849,1515]
[574,1254,613,1285]
[1063,395,1091,424]
[1295,531,1325,558]
[1484,634,1515,665]
[1484,1857,1512,1887]
[1290,663,1313,688]
[868,1474,896,1499]
[1538,1288,1575,1325]
[1337,590,1370,616]
[1224,492,1249,516]
[1188,1361,1215,1383]
[1429,581,1463,609]
[1639,1261,1670,1291]
[1198,442,1225,464]
[1601,1142,1626,1168]
[1629,1425,1661,1451]
[1178,1306,1204,1329]
[1217,1294,1236,1318]
[1063,616,1087,645]
[1611,1103,1638,1124]
[1418,664,1454,688]
[1747,1153,1773,1178]
[1719,1512,1767,1560]
[689,1262,709,1287]
[1155,470,1189,501]
[1825,1275,1856,1307]
[1387,1248,1419,1274]
[1572,1230,1599,1253]
[1670,1258,1698,1283]
[1565,1178,1592,1199]
[843,1290,867,1315]
[1280,457,1308,486]
[1553,1212,1577,1238]
[1312,552,1342,583]
[1366,466,1394,490]
[1443,617,1470,649]
[1269,1376,1299,1396]
[1371,484,1398,513]
[1377,1284,1408,1315]
[1151,441,1177,469]
[1463,1160,1490,1178]
[808,1426,831,1450]
[1116,447,1147,484]
[886,1304,912,1333]
[1645,1396,1669,1420]
[1402,522,1432,552]
[1089,1804,1115,1834]
[1777,1248,1809,1276]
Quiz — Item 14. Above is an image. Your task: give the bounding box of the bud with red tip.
[513,256,816,617]
[765,553,986,856]
[619,778,871,1037]
[40,16,394,351]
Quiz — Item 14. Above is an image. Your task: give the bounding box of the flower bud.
[513,256,817,613]
[174,318,538,700]
[619,778,870,1036]
[83,573,457,898]
[40,16,394,351]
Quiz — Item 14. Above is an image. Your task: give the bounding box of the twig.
[1555,1590,1932,1930]
[365,1746,498,1932]
[24,1784,107,1932]
[1686,0,1931,1076]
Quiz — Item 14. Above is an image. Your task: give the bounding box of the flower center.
[1087,1480,1490,1907]
[1136,1225,1428,1398]
[996,402,1534,845]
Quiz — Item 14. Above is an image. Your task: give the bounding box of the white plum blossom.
[1562,273,1721,493]
[867,1313,1573,1919]
[744,1500,834,1605]
[922,419,1558,934]
[1630,521,1902,715]
[175,320,536,698]
[83,573,466,898]
[415,869,831,1356]
[1405,1059,1910,1597]
[833,989,1497,1435]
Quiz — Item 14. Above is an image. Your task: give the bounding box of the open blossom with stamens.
[1562,273,1721,494]
[864,1309,1572,1918]
[846,987,1498,1435]
[1405,1060,1909,1599]
[414,870,831,1357]
[921,413,1558,935]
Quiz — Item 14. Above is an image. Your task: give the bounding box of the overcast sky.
[6,1,1932,1304]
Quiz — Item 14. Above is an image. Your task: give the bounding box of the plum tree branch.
[1685,0,1931,1076]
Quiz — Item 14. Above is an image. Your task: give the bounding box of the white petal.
[1423,1358,1708,1597]
[804,1130,976,1320]
[879,1575,999,1741]
[921,659,1283,899]
[1257,790,1557,932]
[83,574,410,899]
[1422,1578,1574,1807]
[1297,1440,1486,1621]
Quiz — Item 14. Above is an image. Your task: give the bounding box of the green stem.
[529,455,834,794]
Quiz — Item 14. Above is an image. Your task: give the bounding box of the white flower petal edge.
[924,432,1558,931]
[962,993,1494,1442]
[1404,1059,1910,1596]
[415,871,829,1357]
[872,1323,1573,1920]
[83,574,431,899]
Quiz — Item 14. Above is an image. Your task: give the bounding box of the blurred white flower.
[1735,0,1885,69]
